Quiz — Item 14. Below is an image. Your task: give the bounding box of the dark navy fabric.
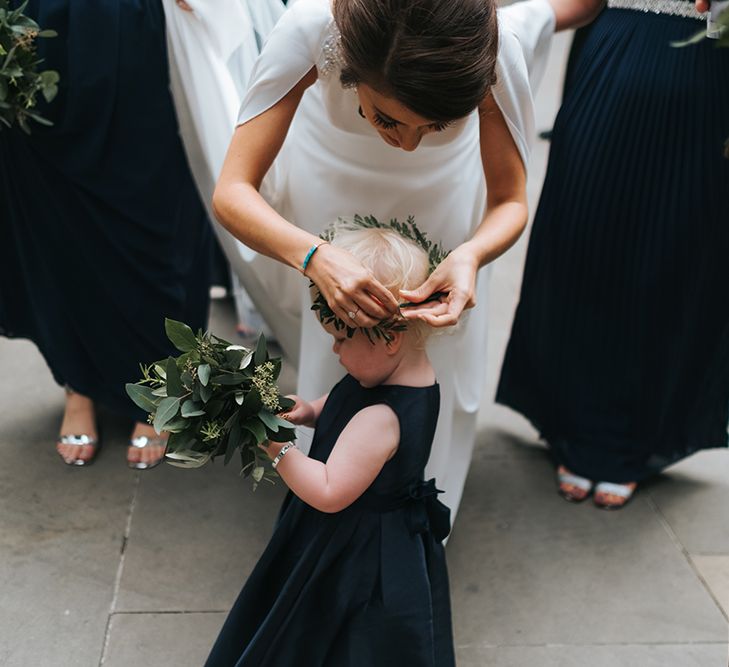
[498,6,729,483]
[0,0,212,420]
[205,374,455,667]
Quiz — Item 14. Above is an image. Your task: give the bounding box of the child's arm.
[260,404,399,513]
[281,393,329,428]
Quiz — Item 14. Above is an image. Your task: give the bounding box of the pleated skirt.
[0,0,212,420]
[497,6,729,483]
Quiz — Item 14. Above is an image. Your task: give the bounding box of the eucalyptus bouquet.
[126,319,295,487]
[0,0,59,132]
[673,4,729,156]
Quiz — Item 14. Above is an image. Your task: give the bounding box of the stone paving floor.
[1,30,728,667]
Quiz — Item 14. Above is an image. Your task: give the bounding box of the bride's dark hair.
[333,0,499,122]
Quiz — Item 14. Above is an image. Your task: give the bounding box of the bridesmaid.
[498,0,729,508]
[0,0,212,467]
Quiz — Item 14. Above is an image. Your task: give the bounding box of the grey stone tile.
[449,453,728,647]
[115,461,286,612]
[0,340,135,667]
[647,451,729,554]
[473,425,547,460]
[103,612,225,667]
[693,556,729,620]
[456,643,729,667]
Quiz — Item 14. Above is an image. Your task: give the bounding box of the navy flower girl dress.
[205,374,454,667]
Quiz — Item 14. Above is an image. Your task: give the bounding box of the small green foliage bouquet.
[126,319,295,487]
[673,5,729,156]
[311,214,449,342]
[0,0,59,133]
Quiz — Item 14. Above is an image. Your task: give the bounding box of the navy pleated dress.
[205,374,454,667]
[0,0,212,421]
[497,4,729,483]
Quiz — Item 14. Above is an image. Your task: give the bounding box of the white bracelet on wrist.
[272,443,297,469]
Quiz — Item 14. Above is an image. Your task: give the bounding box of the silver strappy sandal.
[56,434,100,466]
[127,436,167,470]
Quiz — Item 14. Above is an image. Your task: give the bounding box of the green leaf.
[166,357,183,397]
[37,29,57,37]
[268,426,295,443]
[125,383,158,412]
[163,417,188,433]
[154,396,181,433]
[224,348,245,369]
[199,382,213,403]
[254,333,267,366]
[198,363,211,386]
[242,418,266,444]
[258,410,281,433]
[671,28,707,48]
[165,318,198,352]
[240,387,262,416]
[279,395,295,411]
[212,372,247,385]
[240,446,255,476]
[240,351,254,370]
[235,391,245,406]
[252,466,265,483]
[181,399,205,418]
[165,450,210,468]
[224,419,242,465]
[270,357,282,381]
[206,399,225,418]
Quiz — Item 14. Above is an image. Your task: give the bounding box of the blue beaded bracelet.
[301,242,327,273]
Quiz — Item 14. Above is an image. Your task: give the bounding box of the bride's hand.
[399,244,479,327]
[175,0,193,11]
[305,244,400,328]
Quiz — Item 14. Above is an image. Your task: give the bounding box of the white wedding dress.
[169,0,555,519]
[163,0,286,329]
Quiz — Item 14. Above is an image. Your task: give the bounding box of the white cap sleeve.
[493,0,556,168]
[237,0,333,127]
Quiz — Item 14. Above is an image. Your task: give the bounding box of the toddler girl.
[205,224,454,667]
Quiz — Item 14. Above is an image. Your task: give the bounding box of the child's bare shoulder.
[341,403,400,451]
[350,403,399,433]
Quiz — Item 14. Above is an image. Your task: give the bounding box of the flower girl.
[205,223,454,666]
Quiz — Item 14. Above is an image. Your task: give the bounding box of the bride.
[175,0,559,519]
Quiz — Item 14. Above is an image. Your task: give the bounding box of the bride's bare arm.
[213,67,319,270]
[400,94,527,327]
[213,67,398,327]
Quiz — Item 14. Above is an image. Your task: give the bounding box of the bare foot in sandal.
[127,422,167,470]
[57,389,99,466]
[593,481,637,510]
[556,465,594,502]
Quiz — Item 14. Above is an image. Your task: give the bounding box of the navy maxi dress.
[497,4,729,483]
[205,374,454,667]
[0,0,212,421]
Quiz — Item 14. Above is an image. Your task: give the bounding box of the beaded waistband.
[607,0,707,19]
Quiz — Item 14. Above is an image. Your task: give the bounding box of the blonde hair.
[329,220,432,344]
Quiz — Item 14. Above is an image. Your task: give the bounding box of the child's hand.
[258,440,284,461]
[280,395,317,427]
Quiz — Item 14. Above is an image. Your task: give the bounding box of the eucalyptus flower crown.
[310,214,450,342]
